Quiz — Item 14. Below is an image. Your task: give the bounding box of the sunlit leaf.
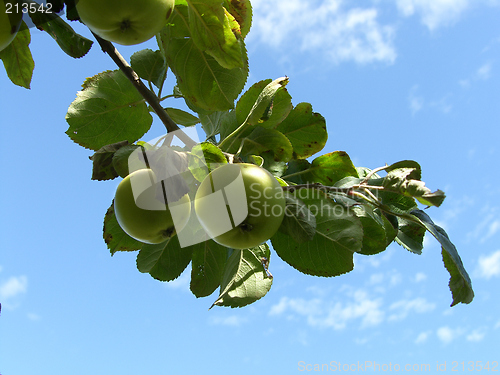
[211,245,273,308]
[0,24,34,89]
[272,189,362,276]
[65,70,153,150]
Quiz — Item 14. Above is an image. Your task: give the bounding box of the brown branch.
[92,33,197,149]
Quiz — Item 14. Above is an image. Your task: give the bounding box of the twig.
[92,33,197,149]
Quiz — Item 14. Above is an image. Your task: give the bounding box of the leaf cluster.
[1,0,474,309]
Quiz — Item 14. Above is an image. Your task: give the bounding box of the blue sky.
[1,0,500,374]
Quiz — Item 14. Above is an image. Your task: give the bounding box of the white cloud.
[475,250,500,279]
[430,95,453,114]
[415,330,432,344]
[485,220,500,240]
[388,297,436,321]
[467,205,500,244]
[367,270,402,287]
[164,271,190,290]
[209,315,248,327]
[477,62,493,80]
[0,275,28,301]
[269,289,384,330]
[414,272,427,282]
[27,312,41,321]
[395,0,470,30]
[389,272,403,286]
[436,326,464,344]
[461,62,494,89]
[408,85,424,115]
[249,0,397,64]
[466,328,486,342]
[369,273,384,285]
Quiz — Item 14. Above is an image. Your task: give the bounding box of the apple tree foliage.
[0,0,474,309]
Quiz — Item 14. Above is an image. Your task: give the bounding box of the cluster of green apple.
[0,0,22,51]
[114,163,287,249]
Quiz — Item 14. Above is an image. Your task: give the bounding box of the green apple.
[114,169,191,244]
[76,0,175,46]
[195,163,286,249]
[0,1,22,52]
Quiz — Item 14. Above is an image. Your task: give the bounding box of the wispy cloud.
[408,85,424,115]
[269,289,384,330]
[0,275,28,307]
[477,62,493,80]
[466,205,500,244]
[249,0,397,65]
[395,0,470,30]
[164,271,190,291]
[414,272,427,282]
[430,95,453,114]
[388,298,436,321]
[408,85,456,115]
[268,280,437,331]
[209,315,248,327]
[436,326,464,344]
[475,250,500,279]
[466,328,487,342]
[27,312,41,321]
[415,330,432,344]
[460,61,494,88]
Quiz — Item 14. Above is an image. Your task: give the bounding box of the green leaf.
[235,79,271,124]
[103,203,143,255]
[0,24,34,89]
[243,77,289,126]
[190,241,228,298]
[411,210,474,306]
[276,102,328,159]
[65,70,153,150]
[240,126,293,162]
[28,10,92,58]
[258,87,293,129]
[165,108,200,126]
[271,189,363,277]
[136,237,194,282]
[378,186,418,214]
[283,159,311,184]
[187,0,245,69]
[386,160,422,180]
[188,142,227,181]
[395,216,425,254]
[223,0,252,38]
[278,194,317,243]
[89,141,131,181]
[130,49,167,89]
[160,4,248,111]
[294,151,359,185]
[262,159,287,177]
[383,168,446,207]
[112,144,143,178]
[211,245,273,308]
[201,110,238,139]
[352,205,390,255]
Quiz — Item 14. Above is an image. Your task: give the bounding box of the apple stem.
[91,32,197,149]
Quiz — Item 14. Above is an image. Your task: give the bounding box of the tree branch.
[92,33,197,149]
